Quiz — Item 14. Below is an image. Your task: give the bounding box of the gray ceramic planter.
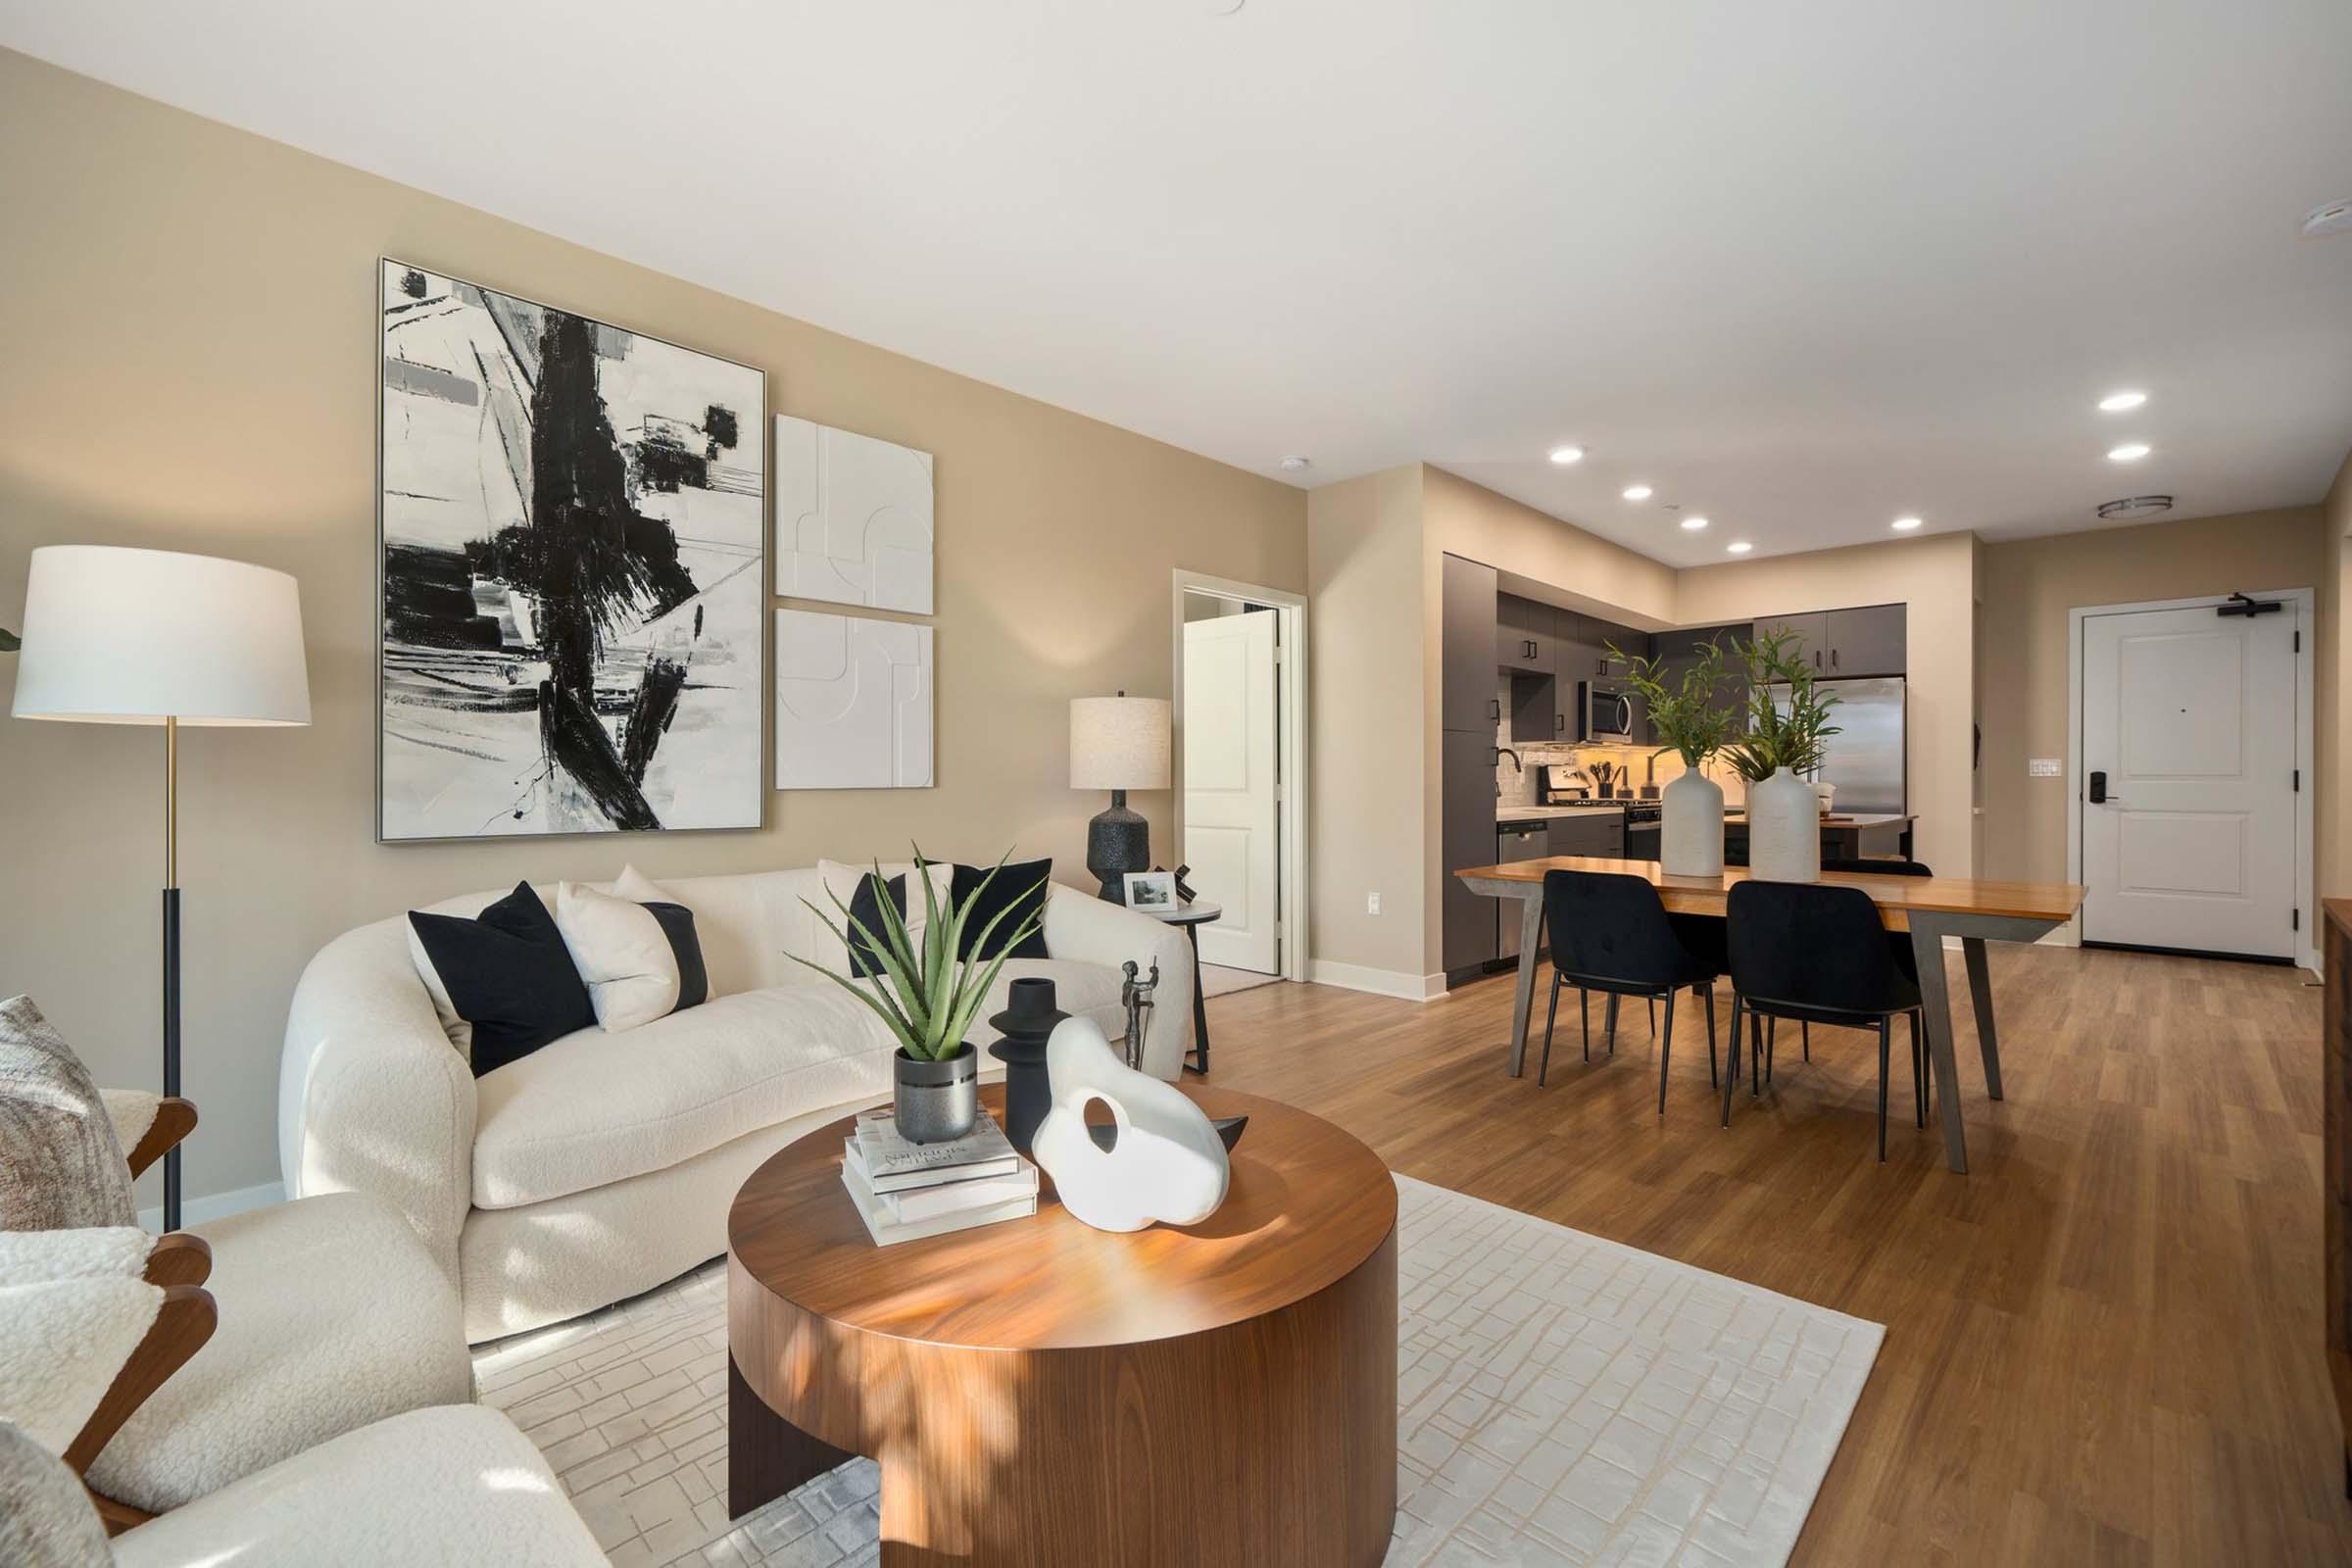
[894,1044,979,1144]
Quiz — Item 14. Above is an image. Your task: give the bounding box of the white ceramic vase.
[1660,768,1725,876]
[1747,765,1821,883]
[1030,1016,1229,1232]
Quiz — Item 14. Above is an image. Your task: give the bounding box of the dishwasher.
[1494,819,1548,962]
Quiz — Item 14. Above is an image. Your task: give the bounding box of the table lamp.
[1069,692,1170,900]
[13,546,312,1230]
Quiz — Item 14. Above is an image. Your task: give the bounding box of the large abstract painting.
[775,610,934,789]
[773,415,934,613]
[377,261,766,841]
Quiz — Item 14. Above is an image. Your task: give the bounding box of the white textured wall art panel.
[773,416,935,613]
[774,610,934,789]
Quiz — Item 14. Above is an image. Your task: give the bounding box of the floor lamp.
[12,546,311,1231]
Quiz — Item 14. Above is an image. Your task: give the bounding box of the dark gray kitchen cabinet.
[1443,728,1502,975]
[1754,612,1828,673]
[1496,594,1554,673]
[1823,604,1906,676]
[1442,554,1499,733]
[1508,673,1565,745]
[1547,810,1625,859]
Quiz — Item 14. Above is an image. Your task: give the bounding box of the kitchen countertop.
[1495,803,1635,822]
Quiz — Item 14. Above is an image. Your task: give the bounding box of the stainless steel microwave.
[1579,682,1634,742]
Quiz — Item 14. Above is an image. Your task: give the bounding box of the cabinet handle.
[1831,648,1838,668]
[1554,712,1564,733]
[1489,698,1500,720]
[1813,650,1822,669]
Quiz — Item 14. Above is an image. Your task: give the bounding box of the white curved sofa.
[278,864,1193,1343]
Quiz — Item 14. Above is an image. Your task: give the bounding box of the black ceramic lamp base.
[1086,789,1151,902]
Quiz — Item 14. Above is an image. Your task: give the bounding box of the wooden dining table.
[1453,857,2086,1173]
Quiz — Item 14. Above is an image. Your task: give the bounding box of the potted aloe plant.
[796,848,1046,1144]
[1609,638,1738,875]
[1723,630,1841,882]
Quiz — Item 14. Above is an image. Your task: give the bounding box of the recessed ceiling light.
[2098,495,2175,519]
[2098,390,2147,413]
[2108,442,2151,463]
[2302,198,2352,238]
[1726,541,1753,555]
[1681,515,1709,531]
[1278,455,1311,472]
[1891,515,1923,531]
[1621,484,1652,501]
[1547,444,1586,466]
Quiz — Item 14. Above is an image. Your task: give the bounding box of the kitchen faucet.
[1494,747,1523,772]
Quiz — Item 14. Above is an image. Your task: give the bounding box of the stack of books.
[839,1107,1038,1246]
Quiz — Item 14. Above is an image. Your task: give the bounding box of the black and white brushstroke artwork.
[378,262,765,841]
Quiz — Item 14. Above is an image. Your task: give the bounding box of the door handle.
[2087,770,2122,805]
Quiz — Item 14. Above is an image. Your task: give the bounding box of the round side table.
[1136,899,1220,1074]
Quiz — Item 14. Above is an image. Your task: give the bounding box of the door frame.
[2065,586,2316,971]
[1171,568,1308,983]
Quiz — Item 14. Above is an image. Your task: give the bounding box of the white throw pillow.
[612,862,676,906]
[554,882,681,1033]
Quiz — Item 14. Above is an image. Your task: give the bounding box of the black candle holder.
[987,976,1068,1155]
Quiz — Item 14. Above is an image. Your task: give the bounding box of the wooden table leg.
[729,1352,857,1520]
[1961,936,2004,1100]
[1505,892,1545,1077]
[1184,922,1210,1075]
[1907,915,1970,1174]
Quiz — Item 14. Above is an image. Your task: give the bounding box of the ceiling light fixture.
[2108,442,2151,463]
[2098,390,2147,412]
[1891,515,1923,531]
[2097,495,2175,520]
[2302,198,2352,238]
[1621,484,1652,501]
[1547,444,1585,466]
[1726,541,1753,555]
[1681,515,1709,531]
[1278,455,1311,472]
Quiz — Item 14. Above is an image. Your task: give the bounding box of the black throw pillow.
[642,901,709,1010]
[952,858,1052,961]
[409,882,595,1076]
[845,872,906,980]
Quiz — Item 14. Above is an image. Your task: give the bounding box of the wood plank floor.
[1202,942,2349,1565]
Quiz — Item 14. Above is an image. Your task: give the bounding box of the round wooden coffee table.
[727,1083,1396,1567]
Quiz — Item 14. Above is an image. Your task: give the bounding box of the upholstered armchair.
[1,1092,472,1527]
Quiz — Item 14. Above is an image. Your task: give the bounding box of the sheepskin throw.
[0,996,136,1231]
[0,1421,108,1568]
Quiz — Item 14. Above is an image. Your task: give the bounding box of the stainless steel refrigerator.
[1768,677,1906,814]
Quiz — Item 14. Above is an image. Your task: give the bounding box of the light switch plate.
[2029,759,2063,777]
[1366,892,1382,914]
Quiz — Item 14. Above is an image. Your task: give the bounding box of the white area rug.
[472,1176,1881,1567]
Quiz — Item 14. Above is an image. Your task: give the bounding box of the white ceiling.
[6,0,2350,564]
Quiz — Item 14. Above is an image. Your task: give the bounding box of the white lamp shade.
[12,546,311,725]
[1069,695,1170,791]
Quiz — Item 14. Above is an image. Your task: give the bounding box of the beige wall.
[1976,507,2325,885]
[2321,454,2352,899]
[1677,531,1979,881]
[1306,466,1428,980]
[0,51,1305,1205]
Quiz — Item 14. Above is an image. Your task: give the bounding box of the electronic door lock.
[2087,770,2121,805]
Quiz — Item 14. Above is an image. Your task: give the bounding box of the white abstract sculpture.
[1031,1017,1229,1233]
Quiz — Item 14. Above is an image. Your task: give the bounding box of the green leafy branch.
[790,845,1047,1061]
[1721,628,1841,782]
[1606,637,1737,767]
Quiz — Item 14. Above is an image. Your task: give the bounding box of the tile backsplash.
[1492,675,1743,807]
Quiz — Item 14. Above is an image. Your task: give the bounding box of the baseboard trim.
[140,1180,282,1234]
[1305,959,1443,1002]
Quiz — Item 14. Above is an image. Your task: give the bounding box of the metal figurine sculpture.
[1120,957,1159,1072]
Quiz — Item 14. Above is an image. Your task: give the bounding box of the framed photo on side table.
[1121,869,1178,911]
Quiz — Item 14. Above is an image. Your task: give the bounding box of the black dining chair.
[1540,870,1720,1112]
[1763,858,1936,1073]
[1722,879,1927,1161]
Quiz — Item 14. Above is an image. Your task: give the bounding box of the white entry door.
[1183,610,1280,972]
[2081,601,2299,958]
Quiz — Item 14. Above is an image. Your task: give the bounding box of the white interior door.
[1183,611,1279,972]
[2081,602,2298,957]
